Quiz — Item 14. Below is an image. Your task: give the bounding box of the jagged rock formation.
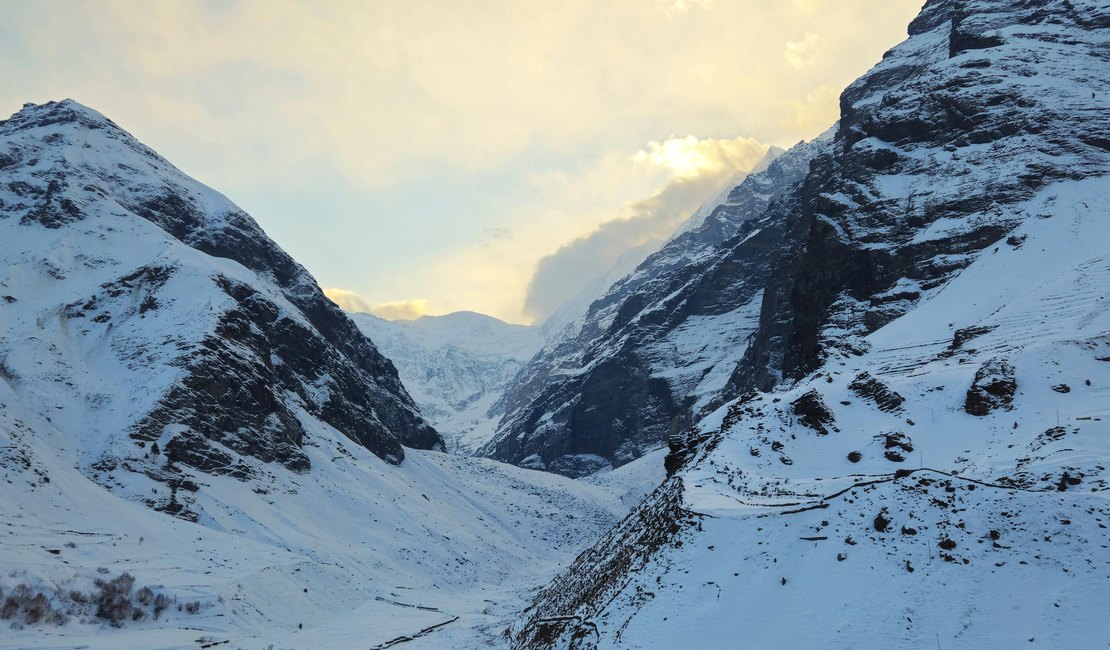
[849,371,905,412]
[510,0,1110,646]
[481,138,826,475]
[791,389,837,435]
[964,356,1017,416]
[0,100,441,516]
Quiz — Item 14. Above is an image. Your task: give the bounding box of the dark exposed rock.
[847,451,862,463]
[547,454,612,479]
[965,357,1017,416]
[513,479,690,648]
[1051,383,1071,393]
[950,325,995,350]
[664,435,689,477]
[20,178,84,228]
[880,431,914,463]
[791,390,836,435]
[848,372,904,412]
[874,509,891,532]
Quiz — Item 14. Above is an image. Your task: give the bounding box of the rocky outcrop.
[791,390,836,435]
[849,372,904,412]
[964,357,1017,416]
[511,478,690,649]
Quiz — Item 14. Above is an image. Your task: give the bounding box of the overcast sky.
[0,0,922,323]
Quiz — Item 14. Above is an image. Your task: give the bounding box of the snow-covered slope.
[482,135,826,475]
[511,0,1110,646]
[0,99,441,519]
[351,311,544,453]
[0,100,648,647]
[0,376,631,648]
[514,175,1110,649]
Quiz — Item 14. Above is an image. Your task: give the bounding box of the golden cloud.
[323,288,374,313]
[325,288,432,320]
[784,33,822,69]
[369,299,431,321]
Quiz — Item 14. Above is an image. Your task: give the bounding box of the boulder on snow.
[964,357,1016,416]
[848,372,904,412]
[791,390,836,435]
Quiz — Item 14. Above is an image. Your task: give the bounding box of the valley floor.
[0,428,665,649]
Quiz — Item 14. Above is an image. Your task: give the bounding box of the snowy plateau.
[2,0,1110,649]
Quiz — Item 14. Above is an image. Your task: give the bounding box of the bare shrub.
[153,593,168,620]
[94,572,136,626]
[135,586,153,606]
[24,593,51,624]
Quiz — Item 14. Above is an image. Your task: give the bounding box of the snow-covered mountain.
[0,99,661,647]
[481,133,825,476]
[0,100,446,516]
[511,0,1110,646]
[350,311,544,453]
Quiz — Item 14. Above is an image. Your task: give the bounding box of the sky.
[0,0,923,324]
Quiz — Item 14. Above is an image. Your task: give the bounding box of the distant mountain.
[350,311,543,453]
[512,0,1110,646]
[0,99,440,521]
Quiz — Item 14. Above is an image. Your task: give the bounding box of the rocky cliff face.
[0,100,440,518]
[510,0,1110,646]
[480,135,825,476]
[733,0,1110,394]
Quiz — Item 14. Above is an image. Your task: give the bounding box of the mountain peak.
[2,98,120,134]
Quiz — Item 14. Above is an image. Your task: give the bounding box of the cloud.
[662,0,714,17]
[522,136,769,322]
[0,0,925,323]
[324,289,430,320]
[790,0,824,15]
[324,288,374,313]
[634,135,769,180]
[781,83,841,135]
[784,33,822,69]
[367,299,431,321]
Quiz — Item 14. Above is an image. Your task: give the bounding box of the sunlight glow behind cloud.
[634,135,769,180]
